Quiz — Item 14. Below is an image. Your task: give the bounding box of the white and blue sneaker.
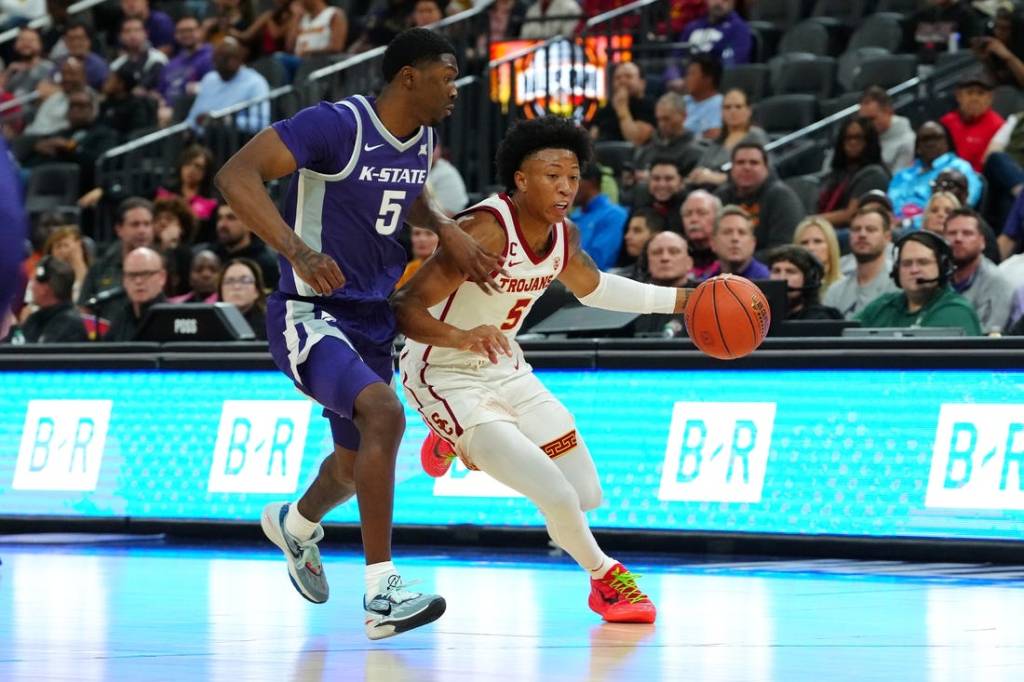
[364,574,446,640]
[261,502,329,604]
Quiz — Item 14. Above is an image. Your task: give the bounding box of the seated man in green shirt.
[857,231,983,335]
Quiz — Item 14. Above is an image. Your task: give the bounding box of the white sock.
[284,503,318,541]
[365,560,397,597]
[587,555,616,580]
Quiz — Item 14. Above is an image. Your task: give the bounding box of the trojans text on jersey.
[499,274,555,293]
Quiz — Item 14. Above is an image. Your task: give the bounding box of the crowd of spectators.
[5,0,1024,343]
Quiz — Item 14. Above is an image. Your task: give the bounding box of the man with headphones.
[766,246,842,320]
[856,230,982,335]
[7,257,88,344]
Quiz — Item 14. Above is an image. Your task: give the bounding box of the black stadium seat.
[875,0,919,13]
[778,19,830,56]
[812,0,867,27]
[251,57,289,88]
[749,0,803,29]
[851,54,919,91]
[25,163,81,216]
[768,52,818,93]
[721,63,772,102]
[785,174,824,214]
[755,94,820,136]
[593,141,636,176]
[773,56,836,99]
[838,47,891,92]
[992,85,1024,118]
[848,14,905,53]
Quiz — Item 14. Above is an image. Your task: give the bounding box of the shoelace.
[295,526,325,570]
[606,570,647,605]
[382,576,422,604]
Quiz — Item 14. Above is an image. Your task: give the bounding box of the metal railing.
[0,90,39,126]
[91,1,496,239]
[757,54,979,178]
[471,0,669,189]
[0,0,107,46]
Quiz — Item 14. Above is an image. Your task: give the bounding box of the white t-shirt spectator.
[520,0,582,40]
[426,157,468,215]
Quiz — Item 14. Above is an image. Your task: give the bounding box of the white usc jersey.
[402,193,569,369]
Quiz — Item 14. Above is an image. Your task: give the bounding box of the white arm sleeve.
[576,272,678,315]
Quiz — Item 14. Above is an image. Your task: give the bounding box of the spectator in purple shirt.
[158,15,213,113]
[666,0,752,87]
[120,0,175,55]
[53,21,109,91]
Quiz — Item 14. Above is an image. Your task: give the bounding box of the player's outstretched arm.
[407,187,506,294]
[558,223,691,314]
[214,128,344,295]
[391,212,512,364]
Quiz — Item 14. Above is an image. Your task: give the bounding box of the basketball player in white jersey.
[392,117,694,624]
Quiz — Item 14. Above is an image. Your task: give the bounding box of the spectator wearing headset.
[10,256,88,343]
[856,230,982,335]
[765,245,841,321]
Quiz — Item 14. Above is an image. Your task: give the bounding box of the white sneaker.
[261,502,328,604]
[363,574,446,640]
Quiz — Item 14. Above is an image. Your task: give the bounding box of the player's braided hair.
[382,28,457,82]
[495,116,594,194]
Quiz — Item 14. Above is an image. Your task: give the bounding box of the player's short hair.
[495,116,593,193]
[382,28,457,82]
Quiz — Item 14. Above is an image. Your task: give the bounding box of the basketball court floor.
[1,537,1022,681]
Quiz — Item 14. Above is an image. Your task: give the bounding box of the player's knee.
[357,391,406,439]
[541,478,582,518]
[577,483,603,512]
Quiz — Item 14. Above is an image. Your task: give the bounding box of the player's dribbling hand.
[292,247,346,295]
[439,224,508,294]
[457,325,513,364]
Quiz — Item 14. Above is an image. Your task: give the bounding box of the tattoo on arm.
[574,248,600,274]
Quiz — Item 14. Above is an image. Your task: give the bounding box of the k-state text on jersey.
[358,166,428,184]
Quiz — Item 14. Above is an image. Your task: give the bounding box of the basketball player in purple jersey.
[0,139,27,328]
[215,28,503,640]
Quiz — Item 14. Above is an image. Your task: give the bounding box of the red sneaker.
[420,432,456,478]
[588,563,657,624]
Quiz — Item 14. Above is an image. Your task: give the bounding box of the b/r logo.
[926,404,1024,510]
[13,400,113,491]
[658,402,776,503]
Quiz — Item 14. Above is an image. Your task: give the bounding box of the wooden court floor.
[1,538,1022,681]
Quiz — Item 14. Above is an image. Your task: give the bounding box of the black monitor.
[843,326,967,338]
[135,303,256,342]
[528,306,639,337]
[750,279,788,336]
[521,281,579,333]
[774,319,862,337]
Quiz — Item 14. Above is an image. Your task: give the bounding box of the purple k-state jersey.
[272,95,435,304]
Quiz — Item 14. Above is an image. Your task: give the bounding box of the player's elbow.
[389,288,413,326]
[213,164,234,198]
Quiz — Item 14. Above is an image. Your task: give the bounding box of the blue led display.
[1,368,1022,541]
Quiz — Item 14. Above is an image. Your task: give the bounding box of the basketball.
[684,275,770,360]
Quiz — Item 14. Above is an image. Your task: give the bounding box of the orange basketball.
[684,275,770,360]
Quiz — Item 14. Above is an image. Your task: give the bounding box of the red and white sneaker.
[420,432,456,478]
[588,563,657,624]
